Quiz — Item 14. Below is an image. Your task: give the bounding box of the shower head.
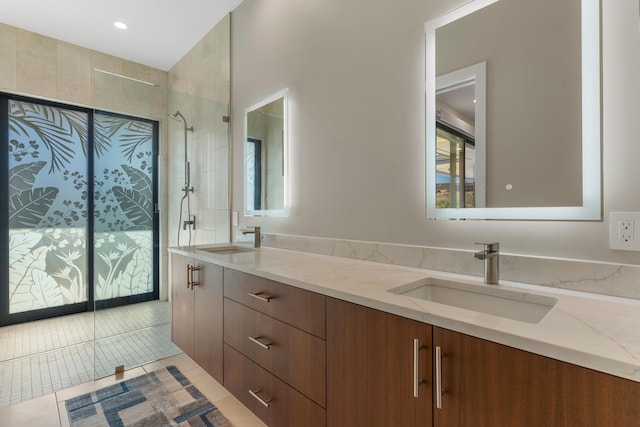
[170,110,185,121]
[169,111,193,132]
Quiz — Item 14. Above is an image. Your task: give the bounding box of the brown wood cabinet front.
[224,345,326,427]
[223,268,326,338]
[433,326,640,427]
[224,297,326,407]
[171,254,223,382]
[171,254,195,358]
[327,298,433,427]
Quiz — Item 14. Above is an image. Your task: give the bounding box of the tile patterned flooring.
[0,353,266,427]
[0,301,182,407]
[0,301,264,426]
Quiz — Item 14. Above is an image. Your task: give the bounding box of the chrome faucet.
[241,226,261,248]
[474,242,499,285]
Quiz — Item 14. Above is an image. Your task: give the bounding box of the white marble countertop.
[169,243,640,383]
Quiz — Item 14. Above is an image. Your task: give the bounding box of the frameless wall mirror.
[425,0,601,220]
[244,89,289,217]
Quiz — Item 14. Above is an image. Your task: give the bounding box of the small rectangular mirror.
[244,89,289,217]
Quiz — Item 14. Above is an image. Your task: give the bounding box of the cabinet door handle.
[187,264,192,289]
[435,346,444,409]
[189,265,200,288]
[249,389,272,408]
[248,336,271,350]
[413,339,420,398]
[248,292,273,302]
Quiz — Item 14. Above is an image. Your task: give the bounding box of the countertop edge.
[168,245,640,384]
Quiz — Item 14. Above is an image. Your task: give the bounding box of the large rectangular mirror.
[426,0,601,220]
[244,89,289,217]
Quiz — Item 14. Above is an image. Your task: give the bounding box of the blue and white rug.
[65,365,232,426]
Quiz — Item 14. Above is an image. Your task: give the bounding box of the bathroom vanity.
[169,245,640,427]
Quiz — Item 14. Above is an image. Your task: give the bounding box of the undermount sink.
[198,245,257,255]
[388,277,557,323]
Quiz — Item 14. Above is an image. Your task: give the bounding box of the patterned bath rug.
[65,365,233,426]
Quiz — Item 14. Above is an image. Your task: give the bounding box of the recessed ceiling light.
[114,21,128,30]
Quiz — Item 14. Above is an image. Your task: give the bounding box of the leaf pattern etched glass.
[8,100,89,313]
[93,113,154,300]
[7,101,156,314]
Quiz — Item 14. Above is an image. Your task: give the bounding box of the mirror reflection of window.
[244,89,289,217]
[436,124,475,208]
[245,137,262,211]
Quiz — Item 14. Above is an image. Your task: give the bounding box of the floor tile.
[141,352,199,374]
[0,301,180,408]
[215,395,268,427]
[0,393,61,427]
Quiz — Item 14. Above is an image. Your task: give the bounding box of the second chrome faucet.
[242,226,261,248]
[474,242,499,285]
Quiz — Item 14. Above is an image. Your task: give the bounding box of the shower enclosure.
[0,12,231,408]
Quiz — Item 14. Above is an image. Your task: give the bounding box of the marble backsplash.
[258,233,640,301]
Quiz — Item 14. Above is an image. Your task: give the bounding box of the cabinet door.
[433,327,640,427]
[193,262,224,382]
[327,298,432,427]
[171,254,195,358]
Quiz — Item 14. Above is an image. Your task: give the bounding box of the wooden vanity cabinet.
[433,326,640,427]
[326,298,433,427]
[170,253,223,382]
[169,260,640,427]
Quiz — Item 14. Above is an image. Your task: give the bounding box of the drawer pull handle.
[435,346,444,409]
[249,389,272,408]
[187,265,200,289]
[248,336,271,350]
[248,292,273,303]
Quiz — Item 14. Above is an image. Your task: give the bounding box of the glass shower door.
[92,110,161,378]
[3,97,90,326]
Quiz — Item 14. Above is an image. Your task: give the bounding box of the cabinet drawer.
[224,268,326,338]
[224,345,326,427]
[224,298,326,407]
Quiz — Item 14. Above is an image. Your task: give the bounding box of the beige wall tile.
[121,59,152,84]
[17,51,57,98]
[167,14,230,247]
[15,25,57,97]
[16,28,56,61]
[91,51,123,75]
[57,43,92,105]
[0,24,17,91]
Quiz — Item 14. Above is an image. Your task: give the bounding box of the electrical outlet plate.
[610,212,640,251]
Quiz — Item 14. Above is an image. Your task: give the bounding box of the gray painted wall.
[231,0,640,265]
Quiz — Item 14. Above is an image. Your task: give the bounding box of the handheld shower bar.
[169,110,194,190]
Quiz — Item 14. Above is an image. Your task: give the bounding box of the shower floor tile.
[0,301,180,408]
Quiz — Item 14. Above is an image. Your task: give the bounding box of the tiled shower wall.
[167,15,231,249]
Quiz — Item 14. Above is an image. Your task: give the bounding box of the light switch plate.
[610,212,640,251]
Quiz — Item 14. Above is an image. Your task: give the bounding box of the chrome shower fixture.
[170,110,194,132]
[171,110,196,246]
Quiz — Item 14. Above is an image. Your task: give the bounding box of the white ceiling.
[0,0,243,71]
